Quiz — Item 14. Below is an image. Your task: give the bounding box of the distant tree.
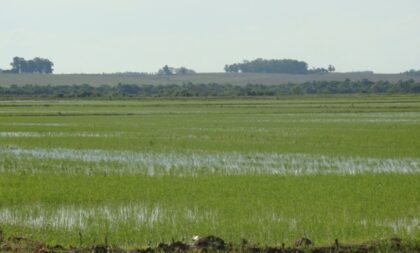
[26,59,36,73]
[175,67,195,75]
[224,65,229,73]
[224,64,240,73]
[9,57,54,74]
[157,65,174,75]
[328,64,335,72]
[33,57,54,73]
[158,65,196,75]
[224,59,308,74]
[405,69,420,76]
[308,67,329,74]
[178,67,188,75]
[10,57,26,73]
[163,65,173,75]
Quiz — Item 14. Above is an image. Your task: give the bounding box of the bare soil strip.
[1,235,418,253]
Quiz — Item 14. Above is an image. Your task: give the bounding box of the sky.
[1,0,419,74]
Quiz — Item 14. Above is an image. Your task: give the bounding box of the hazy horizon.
[1,0,419,74]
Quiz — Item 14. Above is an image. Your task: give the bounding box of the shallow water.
[1,146,418,176]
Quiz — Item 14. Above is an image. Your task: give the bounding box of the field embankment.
[1,235,418,253]
[1,72,420,87]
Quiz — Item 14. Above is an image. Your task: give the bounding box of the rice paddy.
[0,95,419,247]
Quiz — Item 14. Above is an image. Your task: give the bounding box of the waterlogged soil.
[0,236,418,253]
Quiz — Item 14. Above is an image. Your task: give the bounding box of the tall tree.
[162,65,173,75]
[10,57,26,73]
[328,64,336,72]
[9,57,54,74]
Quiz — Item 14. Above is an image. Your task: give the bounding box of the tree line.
[224,58,335,74]
[405,69,420,76]
[0,79,418,98]
[1,56,417,76]
[1,57,54,74]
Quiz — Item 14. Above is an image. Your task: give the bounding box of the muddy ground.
[1,235,419,253]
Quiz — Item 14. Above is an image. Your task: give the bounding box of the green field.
[1,72,420,87]
[0,95,419,248]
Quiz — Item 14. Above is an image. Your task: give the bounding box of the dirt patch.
[0,235,418,253]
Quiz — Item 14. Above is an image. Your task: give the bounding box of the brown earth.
[1,235,419,253]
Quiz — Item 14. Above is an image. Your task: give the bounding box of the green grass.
[0,95,419,247]
[1,174,419,247]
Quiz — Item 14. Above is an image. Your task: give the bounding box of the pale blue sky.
[1,0,419,73]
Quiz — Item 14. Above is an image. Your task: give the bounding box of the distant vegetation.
[405,69,420,76]
[157,65,196,75]
[1,79,418,98]
[224,58,335,74]
[1,57,54,74]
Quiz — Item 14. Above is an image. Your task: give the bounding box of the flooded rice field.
[0,97,419,246]
[0,146,419,176]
